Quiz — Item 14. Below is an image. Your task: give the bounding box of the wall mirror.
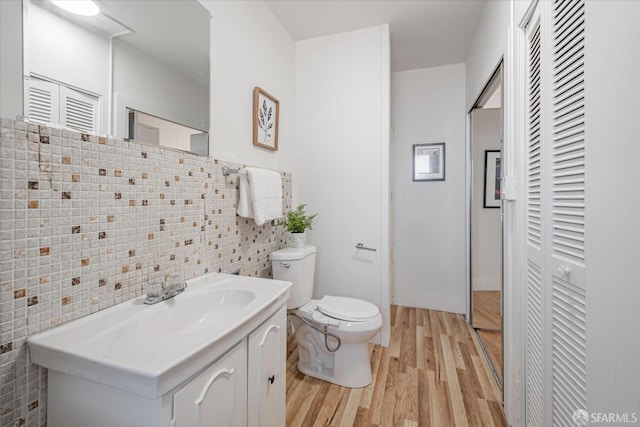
[23,0,210,156]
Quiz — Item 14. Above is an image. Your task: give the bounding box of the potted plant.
[277,204,318,248]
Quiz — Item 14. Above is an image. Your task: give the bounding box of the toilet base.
[296,327,373,388]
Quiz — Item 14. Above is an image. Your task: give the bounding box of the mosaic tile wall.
[0,118,293,426]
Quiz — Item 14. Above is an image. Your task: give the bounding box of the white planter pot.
[290,232,306,248]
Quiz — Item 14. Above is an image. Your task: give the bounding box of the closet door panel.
[550,0,586,286]
[549,0,587,421]
[524,7,546,426]
[523,0,589,424]
[25,77,59,125]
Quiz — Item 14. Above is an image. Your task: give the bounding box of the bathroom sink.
[28,273,290,398]
[137,288,256,334]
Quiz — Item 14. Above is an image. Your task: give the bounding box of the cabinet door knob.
[267,375,275,384]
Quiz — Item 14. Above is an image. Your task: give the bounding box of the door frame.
[466,59,505,391]
[466,60,504,322]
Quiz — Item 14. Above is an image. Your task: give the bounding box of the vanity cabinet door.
[248,306,287,427]
[172,341,247,427]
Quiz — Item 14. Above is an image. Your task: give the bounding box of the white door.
[523,0,587,425]
[295,25,390,345]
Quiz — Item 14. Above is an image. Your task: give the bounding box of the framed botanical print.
[253,87,279,151]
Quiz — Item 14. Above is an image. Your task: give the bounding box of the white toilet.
[271,245,382,388]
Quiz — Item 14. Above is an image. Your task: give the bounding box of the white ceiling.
[265,0,487,72]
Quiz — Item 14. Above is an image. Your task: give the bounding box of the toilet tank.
[271,245,317,309]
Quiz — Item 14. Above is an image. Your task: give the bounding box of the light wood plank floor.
[476,329,502,385]
[471,291,503,387]
[286,305,506,426]
[471,291,501,331]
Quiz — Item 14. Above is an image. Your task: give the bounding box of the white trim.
[394,289,466,315]
[472,278,502,291]
[378,23,391,347]
[465,112,472,322]
[502,0,536,423]
[519,0,540,29]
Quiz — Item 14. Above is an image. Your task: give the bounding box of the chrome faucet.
[144,281,188,305]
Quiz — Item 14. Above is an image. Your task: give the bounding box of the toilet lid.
[317,296,379,321]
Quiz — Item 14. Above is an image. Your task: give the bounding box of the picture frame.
[253,87,279,151]
[483,150,502,208]
[413,142,445,181]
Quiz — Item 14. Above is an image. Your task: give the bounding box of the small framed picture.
[484,150,502,208]
[253,87,279,151]
[413,143,445,181]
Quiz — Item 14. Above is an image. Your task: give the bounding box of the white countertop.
[27,273,291,398]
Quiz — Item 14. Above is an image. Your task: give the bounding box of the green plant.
[277,204,318,233]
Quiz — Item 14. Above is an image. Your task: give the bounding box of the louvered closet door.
[25,77,60,126]
[524,0,588,425]
[524,5,546,426]
[60,86,100,134]
[548,0,587,424]
[25,76,100,134]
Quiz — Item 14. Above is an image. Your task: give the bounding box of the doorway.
[469,63,503,387]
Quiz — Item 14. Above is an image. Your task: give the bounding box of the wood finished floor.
[476,329,502,385]
[285,305,506,426]
[471,291,503,386]
[471,291,501,331]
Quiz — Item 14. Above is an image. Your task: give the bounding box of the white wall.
[465,0,509,111]
[584,0,640,416]
[26,3,110,131]
[296,25,391,346]
[200,1,297,179]
[0,0,23,119]
[471,108,501,291]
[27,4,109,99]
[112,40,208,139]
[391,64,466,314]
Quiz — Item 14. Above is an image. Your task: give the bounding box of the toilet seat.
[317,295,379,322]
[295,298,382,330]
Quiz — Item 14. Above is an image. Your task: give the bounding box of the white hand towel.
[236,172,254,219]
[245,167,282,226]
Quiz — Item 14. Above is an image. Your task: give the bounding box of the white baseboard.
[471,278,501,291]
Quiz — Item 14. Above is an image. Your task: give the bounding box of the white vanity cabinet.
[29,273,291,427]
[172,306,287,427]
[173,340,248,427]
[43,307,288,427]
[248,306,287,426]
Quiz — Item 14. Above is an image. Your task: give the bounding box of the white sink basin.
[138,288,256,333]
[28,273,290,398]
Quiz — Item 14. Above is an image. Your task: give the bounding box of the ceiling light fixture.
[51,0,100,17]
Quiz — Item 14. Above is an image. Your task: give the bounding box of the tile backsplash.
[0,118,292,426]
